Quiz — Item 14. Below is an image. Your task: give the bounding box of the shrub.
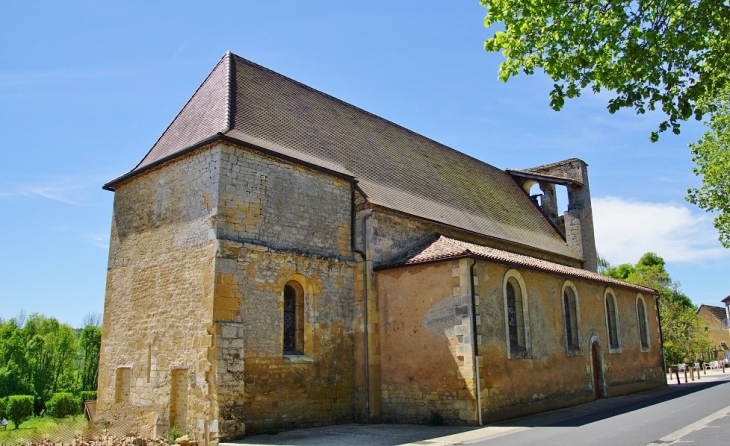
[0,396,7,419]
[167,425,187,444]
[7,395,34,428]
[45,392,81,418]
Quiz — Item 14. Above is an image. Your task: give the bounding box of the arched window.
[562,283,580,351]
[503,270,529,358]
[605,289,620,350]
[283,282,304,354]
[636,295,649,350]
[506,281,524,348]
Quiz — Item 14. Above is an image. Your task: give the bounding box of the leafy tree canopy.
[687,86,730,247]
[601,252,710,363]
[481,0,730,140]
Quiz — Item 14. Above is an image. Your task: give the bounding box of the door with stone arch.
[591,341,602,399]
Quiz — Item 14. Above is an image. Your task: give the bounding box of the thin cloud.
[85,233,109,249]
[25,185,85,205]
[593,196,727,264]
[0,177,100,206]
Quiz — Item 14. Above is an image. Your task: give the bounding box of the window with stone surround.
[562,281,581,353]
[605,288,621,352]
[636,294,650,350]
[283,281,304,355]
[503,269,530,359]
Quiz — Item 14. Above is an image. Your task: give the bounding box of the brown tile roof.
[105,52,581,261]
[377,235,656,294]
[699,305,727,321]
[722,295,730,304]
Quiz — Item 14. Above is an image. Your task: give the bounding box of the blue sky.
[1,1,727,328]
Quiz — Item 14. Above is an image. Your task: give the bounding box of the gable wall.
[97,147,221,439]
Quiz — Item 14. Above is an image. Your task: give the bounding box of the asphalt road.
[478,378,730,445]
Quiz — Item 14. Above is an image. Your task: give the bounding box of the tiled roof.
[377,235,656,294]
[699,305,727,321]
[722,295,730,304]
[105,52,582,261]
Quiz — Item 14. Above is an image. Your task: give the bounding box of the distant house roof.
[722,295,730,304]
[698,304,727,322]
[377,235,657,294]
[104,52,581,262]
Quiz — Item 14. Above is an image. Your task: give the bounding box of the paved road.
[474,377,730,445]
[225,370,730,446]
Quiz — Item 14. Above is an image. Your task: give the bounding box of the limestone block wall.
[97,147,221,440]
[210,145,357,437]
[374,260,478,425]
[215,144,351,257]
[473,260,664,421]
[363,209,582,268]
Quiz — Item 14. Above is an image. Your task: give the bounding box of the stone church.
[96,52,665,443]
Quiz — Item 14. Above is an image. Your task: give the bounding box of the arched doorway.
[591,341,602,399]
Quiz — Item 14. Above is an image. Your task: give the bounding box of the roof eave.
[103,132,356,192]
[375,251,657,296]
[103,134,224,191]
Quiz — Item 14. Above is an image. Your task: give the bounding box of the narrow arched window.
[563,287,579,350]
[605,291,620,350]
[283,281,305,354]
[506,280,525,351]
[283,284,297,353]
[637,296,649,350]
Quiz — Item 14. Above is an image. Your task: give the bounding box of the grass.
[0,415,98,444]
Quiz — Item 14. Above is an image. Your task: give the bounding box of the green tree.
[0,318,33,398]
[78,325,101,391]
[687,86,730,247]
[480,1,730,245]
[481,0,730,140]
[6,395,33,428]
[603,252,710,364]
[23,315,78,405]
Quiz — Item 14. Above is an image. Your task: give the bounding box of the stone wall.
[697,306,730,358]
[374,259,478,425]
[97,146,220,441]
[373,257,665,425]
[473,260,664,421]
[363,209,582,268]
[211,144,357,437]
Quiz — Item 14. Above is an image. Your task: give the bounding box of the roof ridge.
[225,50,235,132]
[228,53,506,177]
[131,52,230,172]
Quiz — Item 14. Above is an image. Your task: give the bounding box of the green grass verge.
[0,415,97,444]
